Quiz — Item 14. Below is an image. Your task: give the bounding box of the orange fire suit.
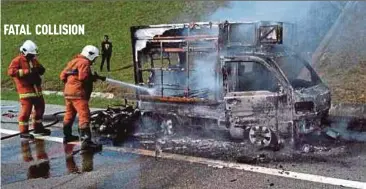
[8,55,45,133]
[60,55,96,129]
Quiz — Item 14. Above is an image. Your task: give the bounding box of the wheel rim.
[249,126,272,147]
[161,119,174,135]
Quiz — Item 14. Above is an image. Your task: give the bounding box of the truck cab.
[222,54,330,147]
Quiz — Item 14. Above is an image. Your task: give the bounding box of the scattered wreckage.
[91,21,332,149]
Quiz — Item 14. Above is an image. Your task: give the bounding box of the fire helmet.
[20,40,38,56]
[81,45,99,61]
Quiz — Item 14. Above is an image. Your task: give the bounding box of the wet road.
[1,101,366,189]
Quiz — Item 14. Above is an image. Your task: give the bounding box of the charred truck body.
[129,21,331,148]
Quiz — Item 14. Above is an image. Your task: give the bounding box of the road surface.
[1,100,366,189]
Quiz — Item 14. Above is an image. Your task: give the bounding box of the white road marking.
[0,129,18,135]
[0,128,77,144]
[1,128,366,189]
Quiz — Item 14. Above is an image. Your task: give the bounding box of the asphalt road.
[1,100,366,189]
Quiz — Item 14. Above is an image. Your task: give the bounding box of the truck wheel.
[247,126,278,147]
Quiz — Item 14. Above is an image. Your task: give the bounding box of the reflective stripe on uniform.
[19,92,43,99]
[32,119,42,123]
[19,93,38,98]
[19,121,29,125]
[64,95,82,99]
[18,69,24,77]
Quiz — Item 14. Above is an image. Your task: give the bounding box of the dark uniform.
[100,35,112,72]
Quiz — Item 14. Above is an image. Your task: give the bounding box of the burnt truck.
[126,21,331,148]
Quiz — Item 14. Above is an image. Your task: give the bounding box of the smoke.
[141,2,346,99]
[183,2,316,98]
[207,1,345,58]
[189,53,218,99]
[209,1,312,22]
[149,56,217,99]
[179,1,347,102]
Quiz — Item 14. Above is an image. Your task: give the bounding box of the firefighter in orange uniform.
[60,45,105,153]
[8,40,51,139]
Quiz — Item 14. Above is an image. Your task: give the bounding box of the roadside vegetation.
[0,90,126,108]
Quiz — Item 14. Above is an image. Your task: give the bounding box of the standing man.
[100,35,112,72]
[8,40,51,139]
[60,45,106,153]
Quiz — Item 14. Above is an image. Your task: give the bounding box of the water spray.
[105,78,155,95]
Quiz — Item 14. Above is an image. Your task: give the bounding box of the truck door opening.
[225,61,280,93]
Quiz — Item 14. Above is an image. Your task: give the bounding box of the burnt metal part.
[295,101,314,113]
[90,106,140,143]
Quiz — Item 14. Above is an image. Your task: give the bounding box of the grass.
[1,1,224,93]
[1,90,126,108]
[317,61,366,104]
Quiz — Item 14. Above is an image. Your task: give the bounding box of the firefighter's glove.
[93,72,106,81]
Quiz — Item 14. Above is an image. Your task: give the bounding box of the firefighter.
[8,40,51,139]
[60,45,106,153]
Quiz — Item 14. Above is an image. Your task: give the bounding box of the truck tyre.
[246,126,279,148]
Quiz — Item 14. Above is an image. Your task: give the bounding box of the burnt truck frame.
[129,21,331,148]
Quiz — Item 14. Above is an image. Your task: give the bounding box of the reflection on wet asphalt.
[1,131,139,185]
[64,144,94,173]
[21,139,50,179]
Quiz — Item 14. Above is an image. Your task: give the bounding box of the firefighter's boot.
[19,125,34,139]
[80,128,102,154]
[20,132,35,139]
[33,123,51,136]
[63,124,79,144]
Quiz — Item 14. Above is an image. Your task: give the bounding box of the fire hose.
[1,110,100,156]
[1,108,114,141]
[1,111,65,140]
